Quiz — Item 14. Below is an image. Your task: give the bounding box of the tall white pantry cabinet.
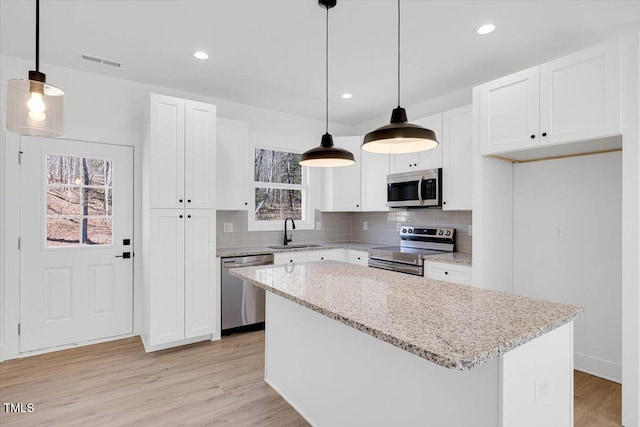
[141,93,220,351]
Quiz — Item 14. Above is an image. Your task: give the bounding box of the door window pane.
[46,155,113,247]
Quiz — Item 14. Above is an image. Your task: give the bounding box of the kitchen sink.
[267,244,323,250]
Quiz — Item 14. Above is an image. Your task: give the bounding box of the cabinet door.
[479,67,540,155]
[184,210,217,339]
[216,118,250,210]
[413,113,443,170]
[149,209,185,345]
[150,95,185,209]
[185,101,216,209]
[389,113,442,174]
[307,249,345,262]
[274,252,308,265]
[361,151,390,211]
[346,249,369,266]
[539,41,621,146]
[323,137,362,211]
[442,105,473,211]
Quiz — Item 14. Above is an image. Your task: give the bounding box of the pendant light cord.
[397,0,400,107]
[35,0,40,72]
[325,4,329,134]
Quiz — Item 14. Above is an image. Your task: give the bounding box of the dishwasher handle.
[222,260,274,268]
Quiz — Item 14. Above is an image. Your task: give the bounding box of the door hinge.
[18,237,21,250]
[18,151,23,165]
[18,323,21,336]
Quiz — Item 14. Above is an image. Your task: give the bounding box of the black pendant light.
[6,0,64,137]
[362,0,438,154]
[300,0,355,168]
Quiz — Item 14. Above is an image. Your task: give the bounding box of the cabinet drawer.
[346,250,369,266]
[274,252,308,265]
[307,249,345,262]
[423,261,471,285]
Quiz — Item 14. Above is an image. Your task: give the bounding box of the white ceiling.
[1,1,639,127]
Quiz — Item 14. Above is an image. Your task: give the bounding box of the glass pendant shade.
[362,107,438,154]
[7,77,65,137]
[299,133,355,167]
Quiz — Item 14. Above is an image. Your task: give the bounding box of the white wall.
[513,152,622,382]
[0,54,355,361]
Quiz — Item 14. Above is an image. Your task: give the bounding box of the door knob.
[116,252,131,259]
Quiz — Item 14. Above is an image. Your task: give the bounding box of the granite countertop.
[217,242,472,266]
[216,242,381,258]
[422,252,472,266]
[231,261,582,370]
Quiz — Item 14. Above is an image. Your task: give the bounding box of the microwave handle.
[417,176,423,205]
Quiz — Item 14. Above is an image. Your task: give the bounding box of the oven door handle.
[368,258,423,276]
[417,176,423,205]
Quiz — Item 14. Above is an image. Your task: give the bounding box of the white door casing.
[20,137,134,353]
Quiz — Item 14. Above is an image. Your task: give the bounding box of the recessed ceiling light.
[194,51,209,60]
[341,93,353,99]
[475,24,496,35]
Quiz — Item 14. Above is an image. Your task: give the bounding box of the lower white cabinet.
[146,209,218,349]
[275,249,345,264]
[346,249,369,266]
[423,261,471,286]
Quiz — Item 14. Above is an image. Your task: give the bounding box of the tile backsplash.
[217,209,472,254]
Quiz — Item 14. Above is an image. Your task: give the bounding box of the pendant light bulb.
[6,0,64,137]
[361,0,438,154]
[299,0,355,168]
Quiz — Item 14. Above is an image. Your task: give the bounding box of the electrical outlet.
[468,225,473,236]
[223,223,234,233]
[316,222,322,230]
[554,228,565,241]
[396,223,402,231]
[535,375,550,402]
[363,221,368,230]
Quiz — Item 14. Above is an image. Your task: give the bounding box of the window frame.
[248,144,315,232]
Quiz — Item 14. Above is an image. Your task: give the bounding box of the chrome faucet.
[283,217,296,245]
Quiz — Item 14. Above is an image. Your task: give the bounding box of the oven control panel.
[400,226,454,239]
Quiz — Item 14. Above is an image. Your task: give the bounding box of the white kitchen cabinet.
[423,261,471,286]
[216,118,250,210]
[442,105,473,211]
[306,249,346,262]
[149,93,216,209]
[147,209,217,347]
[361,150,390,211]
[480,41,620,155]
[346,249,369,266]
[274,251,308,265]
[389,113,443,174]
[323,137,362,211]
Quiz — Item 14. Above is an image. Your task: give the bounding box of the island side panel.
[499,322,574,427]
[264,292,500,427]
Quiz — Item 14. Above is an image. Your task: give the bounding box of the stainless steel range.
[368,226,455,276]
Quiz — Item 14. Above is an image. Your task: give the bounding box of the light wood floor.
[0,331,621,426]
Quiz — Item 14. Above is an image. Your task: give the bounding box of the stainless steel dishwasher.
[221,254,274,334]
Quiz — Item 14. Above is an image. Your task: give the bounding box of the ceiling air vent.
[80,53,122,68]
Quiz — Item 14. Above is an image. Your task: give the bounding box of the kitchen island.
[231,261,582,427]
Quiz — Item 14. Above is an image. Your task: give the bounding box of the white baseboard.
[574,352,621,384]
[140,334,213,353]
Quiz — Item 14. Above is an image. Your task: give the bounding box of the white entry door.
[19,137,134,353]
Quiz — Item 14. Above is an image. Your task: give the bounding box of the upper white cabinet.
[442,105,473,211]
[479,41,621,155]
[389,113,443,174]
[216,118,250,210]
[323,137,362,211]
[361,151,390,211]
[149,94,216,209]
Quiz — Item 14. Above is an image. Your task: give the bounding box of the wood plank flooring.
[0,331,622,426]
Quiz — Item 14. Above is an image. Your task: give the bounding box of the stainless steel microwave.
[386,168,442,208]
